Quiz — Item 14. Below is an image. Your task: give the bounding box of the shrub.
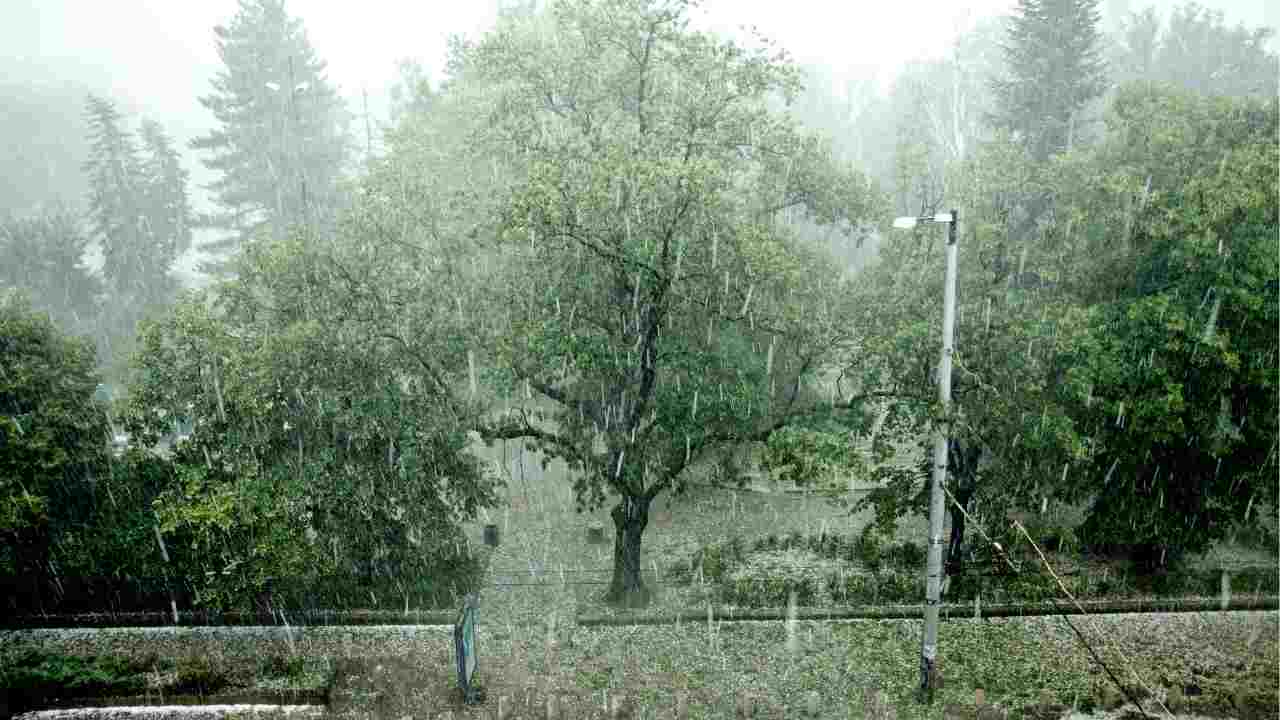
[854,528,885,573]
[842,573,867,603]
[726,535,745,562]
[892,541,926,570]
[699,545,729,584]
[1,651,147,712]
[173,655,227,695]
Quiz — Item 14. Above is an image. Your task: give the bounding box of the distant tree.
[1125,3,1277,98]
[388,58,436,126]
[990,0,1108,161]
[1111,6,1161,83]
[83,94,148,363]
[191,0,352,274]
[0,82,93,217]
[0,208,101,337]
[137,119,194,284]
[84,96,185,376]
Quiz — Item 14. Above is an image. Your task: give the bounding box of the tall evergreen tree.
[83,96,185,372]
[138,119,193,287]
[84,94,144,298]
[990,0,1108,161]
[191,0,351,273]
[83,94,147,363]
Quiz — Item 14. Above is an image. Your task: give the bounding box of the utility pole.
[891,209,960,703]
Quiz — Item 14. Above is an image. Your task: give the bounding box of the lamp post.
[892,209,959,703]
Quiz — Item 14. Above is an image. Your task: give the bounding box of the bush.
[1,651,148,713]
[173,655,227,695]
[892,541,926,570]
[841,573,867,603]
[1,291,109,582]
[854,528,885,573]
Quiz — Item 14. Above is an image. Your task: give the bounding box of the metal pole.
[920,209,959,702]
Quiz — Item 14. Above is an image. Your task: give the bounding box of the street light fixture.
[892,208,959,703]
[892,212,954,230]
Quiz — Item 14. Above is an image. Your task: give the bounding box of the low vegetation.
[2,611,1275,720]
[0,646,333,716]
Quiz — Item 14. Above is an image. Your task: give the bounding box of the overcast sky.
[3,0,1273,278]
[7,0,1273,140]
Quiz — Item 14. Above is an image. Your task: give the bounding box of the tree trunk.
[606,493,651,608]
[946,484,975,574]
[945,439,982,575]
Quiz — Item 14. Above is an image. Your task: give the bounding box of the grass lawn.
[3,611,1275,720]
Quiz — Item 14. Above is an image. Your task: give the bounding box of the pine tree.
[989,0,1108,161]
[83,96,185,371]
[191,0,351,274]
[84,94,145,302]
[138,119,193,291]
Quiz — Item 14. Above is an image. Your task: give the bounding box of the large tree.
[84,94,148,364]
[851,83,1278,573]
[990,0,1108,162]
[452,0,882,606]
[191,0,352,273]
[338,0,883,607]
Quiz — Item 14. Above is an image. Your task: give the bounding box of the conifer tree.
[990,0,1108,161]
[138,118,193,289]
[83,94,148,362]
[84,96,186,370]
[191,0,351,273]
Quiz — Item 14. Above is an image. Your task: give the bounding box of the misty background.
[3,0,1275,288]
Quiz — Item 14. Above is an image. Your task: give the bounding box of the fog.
[6,1,1273,266]
[2,2,1277,702]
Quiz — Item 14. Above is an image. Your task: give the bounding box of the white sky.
[9,0,1272,145]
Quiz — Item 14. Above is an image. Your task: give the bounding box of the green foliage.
[0,208,101,339]
[173,655,228,695]
[853,82,1277,575]
[0,651,147,708]
[854,527,886,573]
[359,0,885,605]
[761,426,863,494]
[123,234,499,610]
[0,290,108,577]
[1056,86,1279,565]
